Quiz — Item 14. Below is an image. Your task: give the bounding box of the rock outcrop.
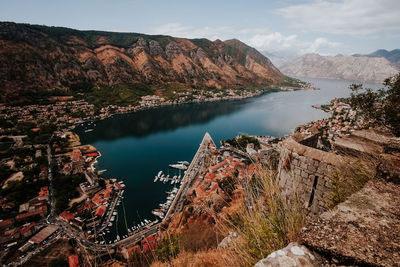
[300,179,400,266]
[0,22,285,102]
[281,53,398,83]
[255,242,320,267]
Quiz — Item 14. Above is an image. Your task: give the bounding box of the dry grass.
[151,248,239,267]
[216,165,306,266]
[151,164,306,267]
[328,155,376,208]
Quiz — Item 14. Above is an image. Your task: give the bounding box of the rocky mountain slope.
[281,53,399,83]
[362,49,400,69]
[0,22,285,102]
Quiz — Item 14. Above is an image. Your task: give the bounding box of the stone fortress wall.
[276,136,343,214]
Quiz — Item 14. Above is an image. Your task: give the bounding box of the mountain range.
[0,22,286,103]
[280,50,399,83]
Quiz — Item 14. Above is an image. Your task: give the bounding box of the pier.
[163,132,214,220]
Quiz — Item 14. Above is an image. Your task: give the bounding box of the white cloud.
[306,37,341,53]
[277,0,400,35]
[151,23,341,56]
[150,23,268,40]
[248,32,341,55]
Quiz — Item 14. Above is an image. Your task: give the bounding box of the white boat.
[110,216,115,222]
[152,210,164,218]
[113,212,117,215]
[157,171,163,177]
[145,219,150,224]
[154,176,158,182]
[178,161,190,166]
[108,223,112,227]
[128,229,131,233]
[141,222,144,226]
[117,235,120,241]
[169,163,187,170]
[85,129,94,133]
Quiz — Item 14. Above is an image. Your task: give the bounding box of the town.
[0,90,388,266]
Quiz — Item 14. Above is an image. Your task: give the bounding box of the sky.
[1,0,399,58]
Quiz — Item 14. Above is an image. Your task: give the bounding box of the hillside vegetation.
[0,22,290,104]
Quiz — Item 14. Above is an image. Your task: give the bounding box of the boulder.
[254,242,319,267]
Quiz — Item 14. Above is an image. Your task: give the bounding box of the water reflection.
[78,98,252,142]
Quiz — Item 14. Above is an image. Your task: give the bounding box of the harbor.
[83,132,216,250]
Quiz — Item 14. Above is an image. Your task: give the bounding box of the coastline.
[67,85,306,131]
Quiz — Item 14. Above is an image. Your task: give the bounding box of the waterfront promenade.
[163,132,214,220]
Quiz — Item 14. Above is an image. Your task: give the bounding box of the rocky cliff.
[281,53,398,83]
[0,22,285,102]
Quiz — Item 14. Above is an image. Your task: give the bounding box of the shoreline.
[67,86,303,130]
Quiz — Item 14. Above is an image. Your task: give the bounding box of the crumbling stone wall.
[277,138,343,215]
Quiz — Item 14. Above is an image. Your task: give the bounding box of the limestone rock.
[254,242,319,267]
[300,180,400,266]
[281,53,398,83]
[217,231,238,249]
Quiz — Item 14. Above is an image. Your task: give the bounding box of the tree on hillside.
[349,73,400,136]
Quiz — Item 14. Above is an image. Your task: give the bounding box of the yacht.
[169,163,187,170]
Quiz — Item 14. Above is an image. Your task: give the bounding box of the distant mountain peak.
[280,52,399,83]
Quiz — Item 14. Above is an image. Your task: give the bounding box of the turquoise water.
[74,78,381,239]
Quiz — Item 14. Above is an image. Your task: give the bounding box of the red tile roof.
[204,172,216,180]
[84,152,99,158]
[103,188,112,199]
[0,218,14,228]
[68,254,79,267]
[194,187,206,197]
[16,206,47,221]
[20,222,36,235]
[92,193,105,205]
[209,183,220,193]
[94,205,106,217]
[209,160,228,172]
[60,211,75,222]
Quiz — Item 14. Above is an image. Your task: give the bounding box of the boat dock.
[82,132,215,250]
